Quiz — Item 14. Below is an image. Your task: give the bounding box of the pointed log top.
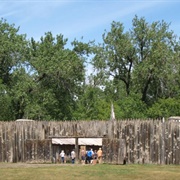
[110,102,116,121]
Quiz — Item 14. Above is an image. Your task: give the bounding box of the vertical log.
[139,122,144,164]
[13,124,17,163]
[0,120,179,164]
[140,121,145,164]
[4,123,7,162]
[129,122,134,163]
[102,138,108,164]
[75,137,79,163]
[164,122,168,164]
[108,139,112,163]
[155,121,159,164]
[6,123,9,162]
[166,122,171,164]
[1,123,4,162]
[112,138,118,164]
[177,122,180,164]
[146,121,151,164]
[113,120,117,139]
[118,139,126,164]
[160,122,166,164]
[124,122,129,163]
[156,121,160,164]
[134,121,137,163]
[170,122,173,164]
[26,140,32,162]
[0,123,2,162]
[23,124,26,162]
[150,121,154,164]
[143,121,148,164]
[16,126,20,162]
[37,140,44,162]
[108,121,114,139]
[45,140,51,162]
[172,122,179,165]
[124,121,129,164]
[9,123,13,163]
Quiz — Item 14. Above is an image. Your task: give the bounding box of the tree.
[92,21,136,99]
[73,84,110,120]
[1,17,180,121]
[147,98,180,119]
[131,15,178,104]
[92,16,180,106]
[28,32,85,120]
[0,18,27,120]
[9,67,39,120]
[0,18,27,86]
[0,81,12,120]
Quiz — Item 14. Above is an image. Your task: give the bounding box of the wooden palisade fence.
[0,120,179,164]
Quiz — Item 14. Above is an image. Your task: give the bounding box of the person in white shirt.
[60,150,65,163]
[71,149,76,164]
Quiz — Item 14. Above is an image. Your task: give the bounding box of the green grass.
[0,163,179,180]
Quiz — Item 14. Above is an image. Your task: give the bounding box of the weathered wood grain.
[0,120,179,164]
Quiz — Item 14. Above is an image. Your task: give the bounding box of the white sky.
[1,0,180,75]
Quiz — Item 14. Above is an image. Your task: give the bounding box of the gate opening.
[51,137,102,163]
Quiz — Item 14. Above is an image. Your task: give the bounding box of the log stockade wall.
[0,120,179,165]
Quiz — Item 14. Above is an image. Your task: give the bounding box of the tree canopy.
[0,16,180,121]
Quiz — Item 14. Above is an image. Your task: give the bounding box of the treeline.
[0,16,180,121]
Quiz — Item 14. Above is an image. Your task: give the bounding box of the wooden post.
[75,137,79,164]
[118,139,126,164]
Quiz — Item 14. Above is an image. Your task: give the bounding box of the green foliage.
[27,32,86,120]
[0,18,27,85]
[73,85,110,120]
[92,21,136,97]
[115,93,147,119]
[131,16,178,104]
[0,18,27,120]
[0,16,180,121]
[147,98,180,119]
[0,82,12,121]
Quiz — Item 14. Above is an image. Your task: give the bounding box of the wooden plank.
[3,123,7,162]
[125,122,130,164]
[44,140,51,162]
[149,121,154,164]
[75,137,79,163]
[0,120,180,164]
[102,138,108,164]
[170,122,173,164]
[177,122,180,164]
[129,122,134,163]
[144,121,150,164]
[160,121,165,164]
[118,139,126,164]
[139,122,143,164]
[0,123,3,162]
[0,126,3,162]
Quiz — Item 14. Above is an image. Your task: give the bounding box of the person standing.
[60,150,65,163]
[80,148,86,164]
[97,148,102,164]
[71,149,76,164]
[90,149,94,164]
[87,148,92,164]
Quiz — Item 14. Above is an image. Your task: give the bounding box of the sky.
[1,0,180,45]
[1,0,180,75]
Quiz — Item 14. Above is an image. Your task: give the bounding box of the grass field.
[0,163,179,180]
